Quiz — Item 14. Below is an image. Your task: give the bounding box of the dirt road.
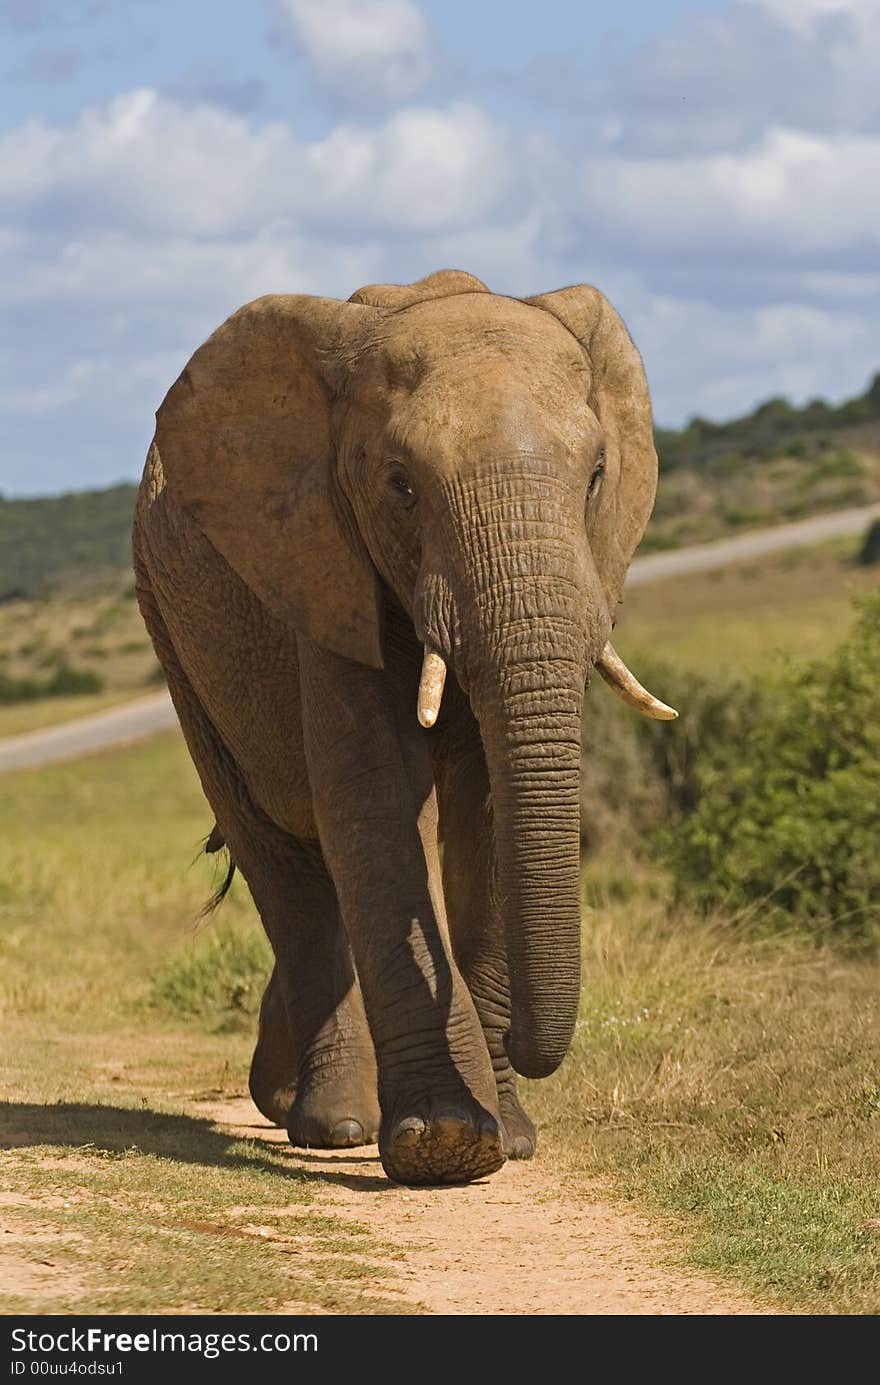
[625,500,880,588]
[200,1097,771,1315]
[0,690,176,774]
[1,502,876,775]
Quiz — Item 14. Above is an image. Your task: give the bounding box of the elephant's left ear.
[526,285,658,609]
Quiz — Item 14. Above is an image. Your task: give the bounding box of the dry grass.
[0,734,404,1314]
[2,732,879,1312]
[646,441,880,551]
[0,579,159,736]
[527,869,880,1313]
[618,535,878,672]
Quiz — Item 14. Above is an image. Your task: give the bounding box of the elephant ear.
[349,269,490,309]
[155,294,384,669]
[526,285,658,611]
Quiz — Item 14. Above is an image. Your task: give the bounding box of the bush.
[0,671,41,704]
[858,519,880,566]
[665,596,880,939]
[45,662,104,696]
[151,921,272,1029]
[581,657,769,852]
[0,661,105,703]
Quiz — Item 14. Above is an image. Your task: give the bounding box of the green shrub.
[45,662,105,696]
[665,596,880,939]
[858,519,880,566]
[582,658,769,853]
[151,921,272,1029]
[0,671,42,704]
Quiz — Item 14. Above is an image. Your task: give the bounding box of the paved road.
[2,501,878,774]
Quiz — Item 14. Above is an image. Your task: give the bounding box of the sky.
[1,0,879,496]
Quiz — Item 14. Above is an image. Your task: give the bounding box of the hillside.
[0,482,138,602]
[2,372,880,599]
[647,371,880,551]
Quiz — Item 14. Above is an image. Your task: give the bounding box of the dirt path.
[200,1097,771,1316]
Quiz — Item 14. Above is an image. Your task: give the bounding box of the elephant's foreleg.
[297,633,503,1186]
[436,717,537,1159]
[249,963,297,1125]
[243,835,380,1149]
[136,576,378,1146]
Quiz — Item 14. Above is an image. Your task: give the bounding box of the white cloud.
[4,2,880,492]
[276,0,431,105]
[307,104,512,230]
[624,291,875,423]
[0,89,511,240]
[581,127,880,257]
[748,0,880,33]
[601,0,880,157]
[0,226,385,307]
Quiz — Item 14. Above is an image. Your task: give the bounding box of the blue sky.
[2,0,879,495]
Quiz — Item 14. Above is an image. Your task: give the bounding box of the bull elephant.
[133,270,675,1187]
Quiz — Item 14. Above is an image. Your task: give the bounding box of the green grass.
[151,920,273,1029]
[618,534,878,673]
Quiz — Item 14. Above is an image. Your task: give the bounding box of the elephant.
[132,269,676,1187]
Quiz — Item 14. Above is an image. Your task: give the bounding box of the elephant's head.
[155,269,675,1079]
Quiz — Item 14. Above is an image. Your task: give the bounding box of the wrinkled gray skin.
[133,271,659,1186]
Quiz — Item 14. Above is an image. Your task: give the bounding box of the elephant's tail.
[198,823,237,917]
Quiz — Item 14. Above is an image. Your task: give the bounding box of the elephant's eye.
[587,455,605,499]
[388,463,417,510]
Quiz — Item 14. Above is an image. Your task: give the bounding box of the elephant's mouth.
[416,641,677,727]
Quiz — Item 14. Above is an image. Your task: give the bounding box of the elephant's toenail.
[330,1119,365,1147]
[395,1116,427,1144]
[509,1136,534,1159]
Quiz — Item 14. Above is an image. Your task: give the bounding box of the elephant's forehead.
[354,295,595,461]
[369,293,589,383]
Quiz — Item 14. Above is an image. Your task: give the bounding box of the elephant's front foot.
[286,1056,380,1151]
[498,1086,537,1161]
[380,1094,504,1186]
[249,967,297,1127]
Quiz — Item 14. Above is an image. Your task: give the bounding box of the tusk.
[418,647,447,728]
[596,642,679,721]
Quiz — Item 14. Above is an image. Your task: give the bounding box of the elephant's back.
[135,442,318,840]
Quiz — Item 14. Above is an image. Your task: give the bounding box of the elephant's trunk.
[473,660,585,1078]
[420,466,600,1079]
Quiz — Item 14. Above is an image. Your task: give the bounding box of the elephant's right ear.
[155,294,384,669]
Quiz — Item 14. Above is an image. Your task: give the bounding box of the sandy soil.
[201,1097,773,1316]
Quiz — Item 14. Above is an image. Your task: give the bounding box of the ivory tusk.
[596,642,679,721]
[418,648,447,728]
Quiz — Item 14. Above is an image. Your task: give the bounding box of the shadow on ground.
[0,1102,390,1193]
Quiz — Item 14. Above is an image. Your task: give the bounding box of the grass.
[645,437,880,551]
[3,732,879,1313]
[618,534,878,673]
[528,878,880,1314]
[0,735,405,1314]
[0,579,159,730]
